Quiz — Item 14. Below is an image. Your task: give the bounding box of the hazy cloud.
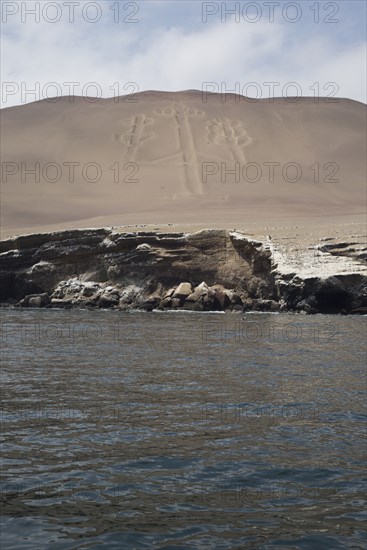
[1,0,366,106]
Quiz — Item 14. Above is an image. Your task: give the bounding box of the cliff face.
[0,228,366,314]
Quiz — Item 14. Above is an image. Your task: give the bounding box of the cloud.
[1,2,366,107]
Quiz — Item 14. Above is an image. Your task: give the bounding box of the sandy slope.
[1,91,366,238]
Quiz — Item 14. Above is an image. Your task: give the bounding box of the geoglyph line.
[155,104,205,196]
[112,108,253,194]
[113,115,154,162]
[207,118,253,165]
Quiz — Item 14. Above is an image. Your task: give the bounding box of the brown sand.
[1,91,366,240]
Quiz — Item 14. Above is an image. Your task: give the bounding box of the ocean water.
[1,310,366,549]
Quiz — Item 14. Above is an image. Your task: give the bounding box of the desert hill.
[1,91,366,237]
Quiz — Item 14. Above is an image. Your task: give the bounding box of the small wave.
[152,309,226,314]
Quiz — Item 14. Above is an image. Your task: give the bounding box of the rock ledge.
[1,228,366,314]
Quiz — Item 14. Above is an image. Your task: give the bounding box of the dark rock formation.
[276,273,367,314]
[0,228,366,313]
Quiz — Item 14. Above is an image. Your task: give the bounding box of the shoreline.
[1,305,365,316]
[1,226,366,315]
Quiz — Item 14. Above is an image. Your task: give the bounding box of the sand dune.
[1,91,366,237]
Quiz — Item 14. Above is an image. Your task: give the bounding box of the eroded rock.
[0,227,365,313]
[20,293,50,308]
[173,282,193,301]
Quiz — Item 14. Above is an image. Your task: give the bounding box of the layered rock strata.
[0,229,366,314]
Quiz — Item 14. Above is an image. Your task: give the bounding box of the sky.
[1,0,366,107]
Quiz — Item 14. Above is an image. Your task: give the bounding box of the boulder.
[231,304,243,312]
[140,295,161,312]
[120,285,142,305]
[173,282,193,301]
[163,287,176,299]
[161,297,172,308]
[186,282,210,302]
[50,298,73,308]
[28,296,43,308]
[98,293,119,308]
[82,283,99,297]
[185,281,218,310]
[212,285,231,310]
[182,300,204,311]
[252,299,280,312]
[296,296,318,314]
[229,291,243,306]
[20,293,51,308]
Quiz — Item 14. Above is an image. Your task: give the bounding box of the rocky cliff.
[0,228,366,314]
